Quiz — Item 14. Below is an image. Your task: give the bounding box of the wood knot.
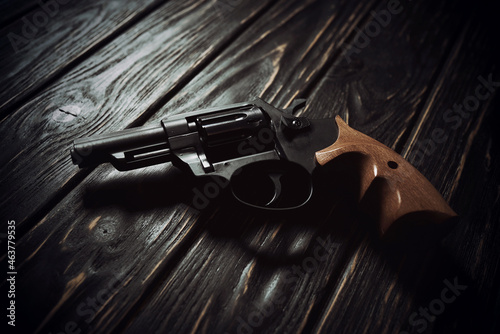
[93,219,118,243]
[52,105,81,122]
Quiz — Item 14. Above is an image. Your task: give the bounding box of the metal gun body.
[71,99,338,209]
[71,98,458,235]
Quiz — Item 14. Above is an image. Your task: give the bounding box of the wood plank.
[313,7,500,334]
[11,165,202,333]
[0,0,164,115]
[431,97,500,334]
[121,0,469,333]
[0,0,37,28]
[7,0,381,333]
[0,0,274,234]
[399,18,500,334]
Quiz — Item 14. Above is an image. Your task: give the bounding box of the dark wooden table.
[1,0,499,333]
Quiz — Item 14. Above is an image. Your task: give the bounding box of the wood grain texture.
[139,0,379,114]
[440,97,500,334]
[0,0,273,233]
[4,0,381,333]
[0,0,163,115]
[398,17,500,334]
[121,0,469,333]
[9,164,202,333]
[313,4,500,334]
[2,0,498,333]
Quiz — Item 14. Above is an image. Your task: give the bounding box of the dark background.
[1,0,499,333]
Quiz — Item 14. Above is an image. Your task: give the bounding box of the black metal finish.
[70,126,170,171]
[70,99,339,209]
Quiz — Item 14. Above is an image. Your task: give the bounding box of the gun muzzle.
[70,126,170,171]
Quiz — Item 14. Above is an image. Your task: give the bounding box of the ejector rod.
[70,126,169,170]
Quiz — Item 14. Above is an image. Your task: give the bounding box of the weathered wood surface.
[123,1,479,333]
[312,5,500,334]
[8,0,382,332]
[1,0,499,333]
[0,0,165,115]
[0,0,274,234]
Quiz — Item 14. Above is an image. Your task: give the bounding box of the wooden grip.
[315,116,457,235]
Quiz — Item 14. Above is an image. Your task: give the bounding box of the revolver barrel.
[70,102,271,173]
[70,126,170,171]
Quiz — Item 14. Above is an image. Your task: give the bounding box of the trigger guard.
[229,160,313,211]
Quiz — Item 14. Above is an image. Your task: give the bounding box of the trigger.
[266,173,283,206]
[284,99,307,114]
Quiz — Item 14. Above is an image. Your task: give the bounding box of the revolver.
[70,99,457,235]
